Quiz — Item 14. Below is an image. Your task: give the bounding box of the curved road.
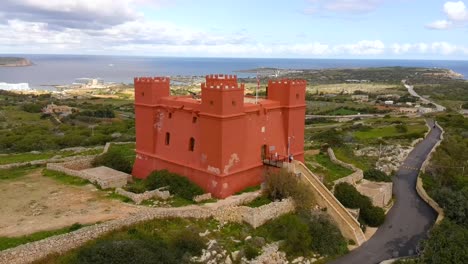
[331,120,442,264]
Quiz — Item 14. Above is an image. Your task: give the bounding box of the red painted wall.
[132,74,306,198]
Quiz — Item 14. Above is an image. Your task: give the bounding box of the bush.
[420,220,468,264]
[307,215,348,256]
[145,170,204,200]
[244,243,261,260]
[263,214,312,257]
[334,182,364,209]
[263,169,315,212]
[364,169,392,182]
[75,239,176,264]
[334,182,385,227]
[92,150,133,174]
[170,229,206,257]
[360,206,385,227]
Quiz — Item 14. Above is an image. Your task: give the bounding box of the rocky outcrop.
[0,57,32,67]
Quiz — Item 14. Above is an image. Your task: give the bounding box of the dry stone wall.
[328,148,364,186]
[115,188,171,204]
[0,191,296,264]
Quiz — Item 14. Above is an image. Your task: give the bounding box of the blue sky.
[0,0,467,59]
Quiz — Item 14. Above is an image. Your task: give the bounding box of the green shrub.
[92,150,133,174]
[420,220,468,264]
[360,206,385,227]
[263,169,315,211]
[75,239,176,264]
[364,169,392,182]
[146,170,204,200]
[307,215,348,256]
[170,229,206,257]
[244,243,261,260]
[334,182,385,227]
[334,182,364,209]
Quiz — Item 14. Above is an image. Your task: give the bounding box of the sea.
[0,54,467,90]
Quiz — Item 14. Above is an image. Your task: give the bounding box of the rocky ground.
[354,145,413,174]
[0,170,138,237]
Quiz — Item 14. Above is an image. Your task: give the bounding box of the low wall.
[0,155,97,170]
[327,148,359,171]
[333,170,364,186]
[241,198,295,228]
[416,178,444,224]
[0,191,294,264]
[294,161,366,245]
[115,188,171,204]
[328,148,364,186]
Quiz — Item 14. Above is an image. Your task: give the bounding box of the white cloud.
[444,1,468,21]
[334,40,386,55]
[305,0,384,14]
[426,1,468,30]
[0,0,147,28]
[426,20,453,30]
[390,42,468,55]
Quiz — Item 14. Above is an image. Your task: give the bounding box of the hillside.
[0,57,32,67]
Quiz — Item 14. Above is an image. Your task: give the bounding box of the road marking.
[401,165,419,171]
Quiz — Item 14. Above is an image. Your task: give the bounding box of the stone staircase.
[293,161,367,245]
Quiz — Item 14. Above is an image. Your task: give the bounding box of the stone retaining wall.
[115,188,171,204]
[0,191,296,264]
[327,148,364,186]
[46,158,94,180]
[0,155,98,170]
[241,198,295,228]
[417,120,445,224]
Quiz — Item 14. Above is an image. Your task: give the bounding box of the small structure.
[356,179,392,208]
[384,100,394,105]
[132,74,307,198]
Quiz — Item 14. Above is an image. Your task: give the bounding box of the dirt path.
[0,170,139,237]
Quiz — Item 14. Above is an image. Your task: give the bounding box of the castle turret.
[132,77,170,177]
[267,79,307,161]
[200,74,244,117]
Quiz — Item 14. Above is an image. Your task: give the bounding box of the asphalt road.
[331,120,442,264]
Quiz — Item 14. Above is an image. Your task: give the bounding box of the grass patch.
[235,185,261,194]
[169,196,195,207]
[0,165,40,180]
[246,196,272,208]
[0,223,85,251]
[0,149,103,166]
[0,152,55,165]
[305,153,353,182]
[42,169,89,186]
[334,147,376,171]
[354,124,427,140]
[106,192,132,203]
[326,108,360,116]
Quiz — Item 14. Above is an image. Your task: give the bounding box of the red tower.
[132,74,306,198]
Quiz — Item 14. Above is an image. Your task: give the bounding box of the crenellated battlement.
[268,79,307,86]
[201,83,244,90]
[205,74,238,87]
[134,77,170,84]
[205,74,237,81]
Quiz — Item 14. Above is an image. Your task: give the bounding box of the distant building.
[384,100,394,105]
[397,107,418,114]
[351,94,369,102]
[418,107,435,114]
[0,82,30,91]
[132,74,307,198]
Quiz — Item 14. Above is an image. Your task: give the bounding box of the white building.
[0,82,31,91]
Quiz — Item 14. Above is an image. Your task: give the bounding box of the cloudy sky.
[0,0,467,59]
